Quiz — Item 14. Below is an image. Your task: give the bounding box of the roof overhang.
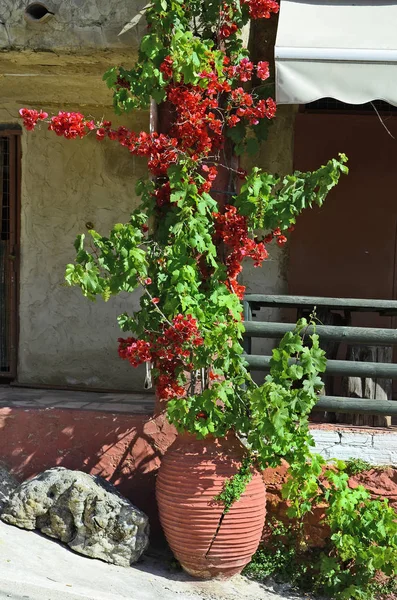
[275,0,397,106]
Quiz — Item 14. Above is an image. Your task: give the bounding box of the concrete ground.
[0,520,309,600]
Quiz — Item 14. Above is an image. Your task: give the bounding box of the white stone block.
[339,432,373,447]
[311,429,340,445]
[372,433,397,450]
[316,444,397,465]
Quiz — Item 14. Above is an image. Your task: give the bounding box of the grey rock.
[0,463,19,513]
[1,467,149,567]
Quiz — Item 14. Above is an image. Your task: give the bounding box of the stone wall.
[0,0,145,50]
[312,426,397,465]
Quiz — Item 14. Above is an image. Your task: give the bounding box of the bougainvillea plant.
[20,3,347,458]
[21,6,397,595]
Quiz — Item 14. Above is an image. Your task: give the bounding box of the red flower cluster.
[168,83,225,159]
[49,111,91,139]
[102,124,179,176]
[229,88,276,126]
[106,124,179,176]
[156,375,186,400]
[257,61,270,81]
[200,164,218,193]
[153,181,171,207]
[118,338,152,367]
[264,227,289,247]
[219,22,238,39]
[160,55,174,79]
[214,205,269,299]
[19,108,48,131]
[236,58,254,82]
[242,0,279,19]
[118,314,204,399]
[225,59,270,84]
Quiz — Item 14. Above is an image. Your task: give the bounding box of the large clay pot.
[156,434,266,579]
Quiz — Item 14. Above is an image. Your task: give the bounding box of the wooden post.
[340,345,392,427]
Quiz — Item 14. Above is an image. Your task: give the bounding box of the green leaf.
[246,137,260,156]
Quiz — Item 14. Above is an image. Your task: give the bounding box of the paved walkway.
[0,385,155,413]
[0,521,307,600]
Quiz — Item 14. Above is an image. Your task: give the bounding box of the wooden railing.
[242,294,397,416]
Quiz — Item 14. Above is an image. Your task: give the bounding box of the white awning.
[275,0,397,106]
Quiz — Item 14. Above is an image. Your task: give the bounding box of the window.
[0,130,20,378]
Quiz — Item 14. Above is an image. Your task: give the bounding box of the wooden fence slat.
[313,396,397,416]
[243,321,397,345]
[244,354,397,379]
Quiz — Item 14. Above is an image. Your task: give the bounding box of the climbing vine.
[241,321,397,599]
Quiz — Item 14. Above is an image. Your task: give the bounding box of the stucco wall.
[0,3,297,391]
[242,105,296,297]
[16,106,151,390]
[0,0,156,390]
[6,100,295,391]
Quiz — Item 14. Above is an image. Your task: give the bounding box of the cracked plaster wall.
[0,0,297,391]
[0,99,150,391]
[8,102,294,392]
[7,101,295,392]
[0,0,152,390]
[0,0,145,51]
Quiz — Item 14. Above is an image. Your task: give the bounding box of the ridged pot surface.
[156,434,266,579]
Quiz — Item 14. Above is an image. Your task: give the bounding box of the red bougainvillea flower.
[156,375,186,400]
[19,108,48,131]
[257,61,270,80]
[49,111,89,139]
[117,337,152,367]
[237,58,254,82]
[219,22,238,38]
[242,0,279,20]
[196,411,208,420]
[213,205,270,300]
[160,55,174,79]
[276,235,288,246]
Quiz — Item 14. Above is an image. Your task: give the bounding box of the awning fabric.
[275,0,397,106]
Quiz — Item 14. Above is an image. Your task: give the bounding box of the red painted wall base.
[0,407,177,539]
[2,407,396,548]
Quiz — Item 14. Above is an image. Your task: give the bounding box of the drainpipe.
[24,2,55,23]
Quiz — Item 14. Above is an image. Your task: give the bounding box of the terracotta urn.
[156,433,266,579]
